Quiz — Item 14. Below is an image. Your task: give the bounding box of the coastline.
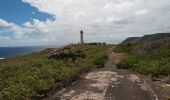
[0,45,63,59]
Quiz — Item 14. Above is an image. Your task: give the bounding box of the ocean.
[0,45,63,59]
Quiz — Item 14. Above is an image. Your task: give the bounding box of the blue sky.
[0,0,53,25]
[0,0,170,47]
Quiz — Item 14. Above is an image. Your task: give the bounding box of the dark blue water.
[0,45,63,59]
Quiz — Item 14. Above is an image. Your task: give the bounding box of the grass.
[0,45,112,100]
[93,52,108,68]
[114,42,170,76]
[113,43,139,53]
[114,37,170,100]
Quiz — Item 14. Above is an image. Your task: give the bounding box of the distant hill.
[120,37,140,44]
[140,33,170,42]
[120,33,170,45]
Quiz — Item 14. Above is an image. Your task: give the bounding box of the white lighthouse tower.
[80,30,84,44]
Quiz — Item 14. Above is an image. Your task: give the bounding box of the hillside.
[0,44,112,100]
[120,37,140,44]
[114,33,170,76]
[120,33,170,45]
[114,33,170,99]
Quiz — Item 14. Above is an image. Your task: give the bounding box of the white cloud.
[135,9,149,16]
[0,19,38,41]
[21,0,143,44]
[106,16,123,23]
[0,19,25,38]
[23,22,32,27]
[0,19,13,27]
[0,36,14,47]
[94,18,104,23]
[22,0,170,43]
[1,0,170,46]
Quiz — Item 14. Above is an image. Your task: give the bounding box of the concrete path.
[51,49,157,100]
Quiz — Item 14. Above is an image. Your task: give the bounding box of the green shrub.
[113,43,139,53]
[93,52,107,68]
[0,45,111,99]
[117,56,139,69]
[116,45,170,76]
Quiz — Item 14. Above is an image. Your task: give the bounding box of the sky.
[0,0,170,47]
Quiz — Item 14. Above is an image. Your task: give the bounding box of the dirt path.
[51,48,157,100]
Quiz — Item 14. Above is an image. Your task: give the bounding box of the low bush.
[116,46,170,76]
[117,56,139,69]
[0,45,111,99]
[113,43,139,53]
[93,52,107,68]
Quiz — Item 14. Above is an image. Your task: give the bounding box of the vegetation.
[117,47,170,76]
[114,33,170,78]
[120,37,140,45]
[93,52,108,68]
[0,45,111,100]
[113,43,139,53]
[48,47,86,62]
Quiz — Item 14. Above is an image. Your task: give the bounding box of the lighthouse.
[80,30,84,44]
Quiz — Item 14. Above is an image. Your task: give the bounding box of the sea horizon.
[0,44,65,48]
[0,45,64,59]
